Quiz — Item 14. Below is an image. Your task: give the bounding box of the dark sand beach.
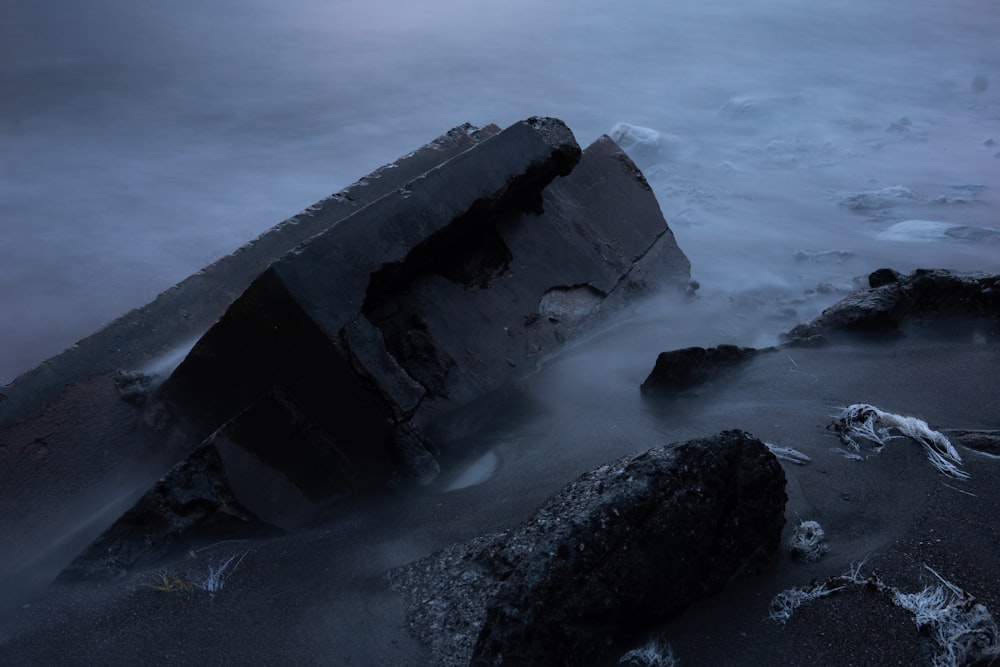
[2,320,998,666]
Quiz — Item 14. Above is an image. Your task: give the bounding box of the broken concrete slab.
[81,117,688,577]
[158,117,691,501]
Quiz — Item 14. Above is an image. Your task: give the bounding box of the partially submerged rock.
[640,344,759,395]
[389,430,787,666]
[785,268,1000,341]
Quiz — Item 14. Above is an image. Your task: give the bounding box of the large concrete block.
[3,116,692,584]
[159,118,690,499]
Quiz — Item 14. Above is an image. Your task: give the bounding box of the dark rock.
[389,430,787,667]
[868,267,903,288]
[787,283,905,338]
[905,268,1000,316]
[59,439,278,582]
[640,344,759,394]
[785,268,1000,341]
[46,117,691,582]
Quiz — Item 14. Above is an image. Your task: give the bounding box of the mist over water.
[2,0,998,382]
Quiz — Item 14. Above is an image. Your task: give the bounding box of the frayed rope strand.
[770,563,999,667]
[831,404,969,479]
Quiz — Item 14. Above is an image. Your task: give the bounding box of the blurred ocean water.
[1,0,997,382]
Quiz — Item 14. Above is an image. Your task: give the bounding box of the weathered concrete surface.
[785,268,1000,342]
[158,118,580,473]
[389,431,787,667]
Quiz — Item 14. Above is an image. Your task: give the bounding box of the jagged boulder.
[785,268,1000,341]
[389,430,787,666]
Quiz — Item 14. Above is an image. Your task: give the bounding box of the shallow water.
[2,0,998,383]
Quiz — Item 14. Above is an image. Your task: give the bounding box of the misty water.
[3,0,998,384]
[2,3,1000,661]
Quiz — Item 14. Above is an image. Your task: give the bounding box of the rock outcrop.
[785,268,1000,341]
[389,430,787,666]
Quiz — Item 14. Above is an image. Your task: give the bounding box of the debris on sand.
[788,520,828,562]
[619,636,680,667]
[830,404,969,479]
[770,563,1000,667]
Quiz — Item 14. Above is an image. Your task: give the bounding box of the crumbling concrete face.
[159,117,690,505]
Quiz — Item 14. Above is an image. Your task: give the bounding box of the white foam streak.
[140,337,201,379]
